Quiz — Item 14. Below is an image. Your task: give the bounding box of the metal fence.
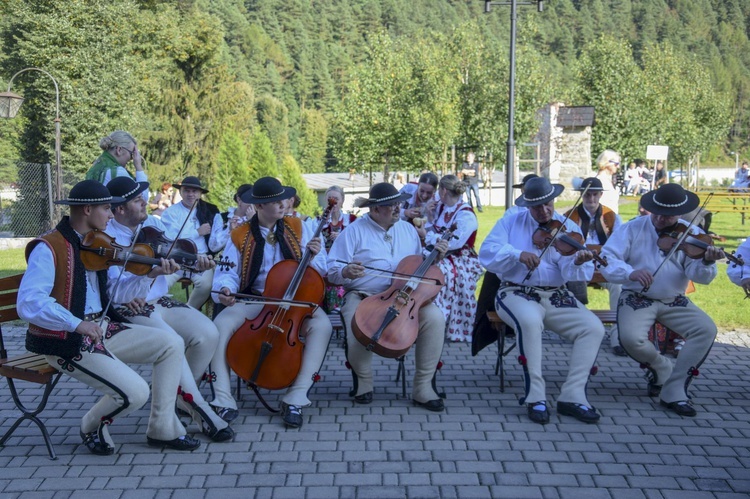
[0,161,88,237]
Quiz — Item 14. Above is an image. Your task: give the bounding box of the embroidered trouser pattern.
[617,291,717,403]
[46,321,186,443]
[211,304,332,409]
[119,302,227,432]
[495,286,604,407]
[341,291,445,403]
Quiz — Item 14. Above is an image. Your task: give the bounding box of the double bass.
[225,199,335,391]
[351,225,455,358]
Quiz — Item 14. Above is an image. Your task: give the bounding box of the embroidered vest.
[434,202,478,251]
[231,216,304,294]
[565,205,617,244]
[24,225,113,358]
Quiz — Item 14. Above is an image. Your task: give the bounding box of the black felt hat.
[640,183,699,216]
[514,177,565,207]
[173,176,209,193]
[512,173,539,189]
[354,182,411,208]
[235,183,253,201]
[55,180,124,206]
[106,177,149,205]
[240,177,295,204]
[574,177,604,192]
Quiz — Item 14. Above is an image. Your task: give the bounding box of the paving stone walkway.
[1,324,749,498]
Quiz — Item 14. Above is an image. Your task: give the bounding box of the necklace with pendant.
[266,231,277,245]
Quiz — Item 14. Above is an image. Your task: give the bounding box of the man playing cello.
[211,177,332,428]
[478,177,605,424]
[599,183,720,417]
[327,182,449,411]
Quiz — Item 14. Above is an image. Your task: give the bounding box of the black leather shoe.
[353,392,373,404]
[413,398,445,412]
[647,382,662,398]
[281,403,303,428]
[201,422,235,442]
[80,430,114,456]
[212,405,239,423]
[660,400,697,417]
[147,435,201,451]
[612,346,627,357]
[557,402,600,423]
[526,401,549,424]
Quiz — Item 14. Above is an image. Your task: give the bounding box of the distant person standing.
[732,161,750,189]
[595,149,621,214]
[654,161,667,187]
[460,152,483,212]
[86,131,149,203]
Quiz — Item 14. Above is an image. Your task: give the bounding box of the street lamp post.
[483,0,544,209]
[0,68,62,210]
[731,151,739,171]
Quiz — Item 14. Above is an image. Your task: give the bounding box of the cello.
[225,199,335,391]
[351,225,455,358]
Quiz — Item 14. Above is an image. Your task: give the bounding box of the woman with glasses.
[594,149,621,214]
[86,130,149,202]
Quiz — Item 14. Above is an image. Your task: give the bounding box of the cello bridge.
[268,324,284,333]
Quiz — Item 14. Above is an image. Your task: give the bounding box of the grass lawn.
[1,196,748,330]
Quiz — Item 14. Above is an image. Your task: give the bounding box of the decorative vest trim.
[231,216,304,294]
[435,202,478,251]
[565,205,617,244]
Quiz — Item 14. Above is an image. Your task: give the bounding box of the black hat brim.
[356,191,411,208]
[240,186,296,205]
[640,189,700,216]
[514,184,565,207]
[173,182,209,193]
[55,195,125,206]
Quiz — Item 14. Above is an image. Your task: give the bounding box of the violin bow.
[333,260,443,286]
[522,183,591,283]
[210,290,319,309]
[90,223,144,352]
[642,193,714,294]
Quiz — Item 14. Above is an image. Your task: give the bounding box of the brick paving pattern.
[0,325,749,498]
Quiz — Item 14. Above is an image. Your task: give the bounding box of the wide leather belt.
[83,312,103,322]
[501,281,562,291]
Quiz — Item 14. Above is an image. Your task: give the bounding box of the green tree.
[298,108,328,173]
[280,153,317,216]
[248,129,278,181]
[208,129,251,210]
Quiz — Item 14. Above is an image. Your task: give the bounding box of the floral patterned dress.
[425,202,483,342]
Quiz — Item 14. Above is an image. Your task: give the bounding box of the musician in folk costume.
[478,177,605,424]
[211,177,332,428]
[599,183,720,417]
[563,177,626,356]
[160,176,219,309]
[17,180,201,454]
[327,182,449,411]
[103,177,233,442]
[416,175,482,343]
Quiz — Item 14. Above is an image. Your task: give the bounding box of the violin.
[351,225,454,358]
[136,226,235,271]
[80,230,167,276]
[225,198,336,391]
[657,223,744,267]
[532,220,608,268]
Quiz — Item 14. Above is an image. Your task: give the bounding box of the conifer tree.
[248,129,279,181]
[281,154,318,217]
[209,130,251,210]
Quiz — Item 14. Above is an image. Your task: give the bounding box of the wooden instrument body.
[352,255,445,358]
[226,260,324,390]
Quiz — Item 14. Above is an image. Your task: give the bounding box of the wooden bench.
[693,188,750,224]
[487,309,617,392]
[0,273,62,460]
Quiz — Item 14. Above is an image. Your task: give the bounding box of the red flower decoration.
[100,417,113,425]
[313,373,321,382]
[518,355,527,366]
[689,368,699,376]
[437,361,444,370]
[590,366,599,376]
[345,361,352,370]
